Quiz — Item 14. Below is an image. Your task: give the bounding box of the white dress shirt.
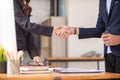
[106,0,112,53]
[107,0,112,14]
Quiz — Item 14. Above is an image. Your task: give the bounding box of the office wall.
[30,0,50,23]
[66,0,105,70]
[0,32,2,46]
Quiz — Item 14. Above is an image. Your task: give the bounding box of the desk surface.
[0,72,120,80]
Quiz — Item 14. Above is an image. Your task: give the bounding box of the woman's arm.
[14,0,53,37]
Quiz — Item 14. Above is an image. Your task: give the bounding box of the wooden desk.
[0,72,120,80]
[45,57,105,70]
[55,72,120,80]
[0,73,53,80]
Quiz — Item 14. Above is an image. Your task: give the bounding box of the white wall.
[66,0,105,70]
[30,0,50,23]
[0,0,17,74]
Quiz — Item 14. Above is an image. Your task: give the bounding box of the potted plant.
[0,47,7,73]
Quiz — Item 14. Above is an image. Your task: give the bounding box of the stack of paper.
[20,66,51,74]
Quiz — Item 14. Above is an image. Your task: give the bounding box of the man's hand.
[101,33,120,46]
[53,25,79,39]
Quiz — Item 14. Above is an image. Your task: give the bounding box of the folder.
[53,68,104,74]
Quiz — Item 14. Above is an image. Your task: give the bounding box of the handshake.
[53,25,79,39]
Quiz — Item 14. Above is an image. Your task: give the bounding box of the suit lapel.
[100,0,108,20]
[107,0,116,24]
[108,0,115,19]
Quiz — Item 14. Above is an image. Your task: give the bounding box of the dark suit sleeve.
[78,0,105,39]
[14,0,53,37]
[27,33,39,59]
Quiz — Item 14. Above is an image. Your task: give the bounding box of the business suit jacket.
[14,0,53,58]
[79,0,120,57]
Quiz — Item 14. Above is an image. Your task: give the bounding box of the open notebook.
[20,66,51,74]
[53,68,104,74]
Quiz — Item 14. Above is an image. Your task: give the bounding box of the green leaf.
[0,47,6,62]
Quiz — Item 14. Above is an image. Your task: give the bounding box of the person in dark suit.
[14,0,68,65]
[60,0,120,74]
